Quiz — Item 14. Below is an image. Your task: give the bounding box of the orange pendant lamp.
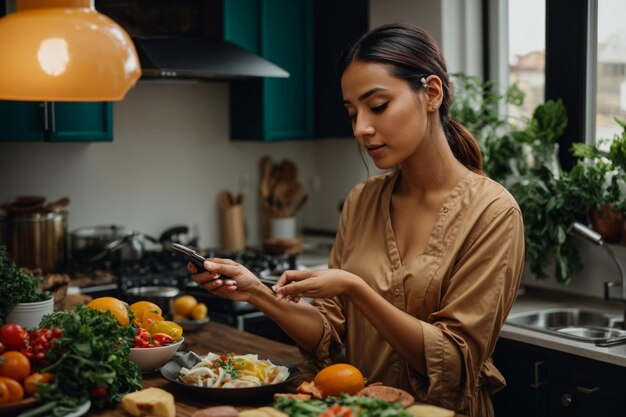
[0,0,141,101]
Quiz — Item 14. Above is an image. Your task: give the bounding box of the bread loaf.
[192,405,239,417]
[121,387,175,417]
[406,404,455,417]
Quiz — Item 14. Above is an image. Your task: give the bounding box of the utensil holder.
[221,205,246,251]
[270,217,297,240]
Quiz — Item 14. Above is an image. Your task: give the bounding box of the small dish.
[160,351,300,404]
[173,316,210,332]
[128,338,184,372]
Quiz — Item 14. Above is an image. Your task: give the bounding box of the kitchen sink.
[506,307,626,346]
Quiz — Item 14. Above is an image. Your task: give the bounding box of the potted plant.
[571,118,626,243]
[0,245,53,329]
[452,74,593,283]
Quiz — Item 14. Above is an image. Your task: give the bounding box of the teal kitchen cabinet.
[226,0,313,141]
[0,101,113,142]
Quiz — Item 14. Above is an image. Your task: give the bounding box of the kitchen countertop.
[85,322,464,417]
[88,321,304,417]
[501,286,626,367]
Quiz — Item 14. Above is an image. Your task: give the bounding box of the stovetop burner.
[66,248,297,313]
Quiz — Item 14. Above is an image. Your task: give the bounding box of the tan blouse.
[299,170,525,417]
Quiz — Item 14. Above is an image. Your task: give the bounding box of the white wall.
[0,82,342,248]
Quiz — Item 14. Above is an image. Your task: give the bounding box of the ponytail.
[444,119,483,173]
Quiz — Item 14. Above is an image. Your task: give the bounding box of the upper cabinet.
[227,0,313,141]
[228,0,368,141]
[0,101,113,142]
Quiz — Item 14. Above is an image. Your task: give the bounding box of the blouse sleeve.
[297,189,355,371]
[409,204,525,410]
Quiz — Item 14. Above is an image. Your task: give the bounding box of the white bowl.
[128,337,184,372]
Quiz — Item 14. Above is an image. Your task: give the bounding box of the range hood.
[94,0,289,81]
[133,37,289,80]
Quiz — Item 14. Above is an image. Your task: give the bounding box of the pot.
[123,286,180,316]
[5,211,68,273]
[70,225,156,264]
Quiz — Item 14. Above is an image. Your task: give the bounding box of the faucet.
[567,221,626,328]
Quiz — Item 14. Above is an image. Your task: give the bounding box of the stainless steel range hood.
[133,37,289,80]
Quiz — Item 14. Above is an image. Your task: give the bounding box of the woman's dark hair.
[337,23,483,172]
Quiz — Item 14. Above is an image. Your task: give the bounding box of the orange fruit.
[0,352,31,383]
[0,380,9,405]
[129,301,163,326]
[190,303,208,320]
[173,295,198,316]
[313,363,365,397]
[87,297,130,327]
[0,376,24,403]
[24,372,54,396]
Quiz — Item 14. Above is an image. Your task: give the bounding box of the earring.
[431,106,438,111]
[420,77,428,88]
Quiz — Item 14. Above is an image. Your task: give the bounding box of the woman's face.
[341,61,430,170]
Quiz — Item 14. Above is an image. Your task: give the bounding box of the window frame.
[486,0,593,171]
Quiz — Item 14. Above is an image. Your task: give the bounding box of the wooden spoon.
[260,156,273,209]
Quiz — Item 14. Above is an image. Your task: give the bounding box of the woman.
[191,23,524,417]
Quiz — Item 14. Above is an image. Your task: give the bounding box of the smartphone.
[170,243,207,272]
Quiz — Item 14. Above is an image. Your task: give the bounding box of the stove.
[67,248,299,344]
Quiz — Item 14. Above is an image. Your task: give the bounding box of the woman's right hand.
[188,258,263,302]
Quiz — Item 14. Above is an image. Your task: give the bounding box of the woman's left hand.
[273,268,359,301]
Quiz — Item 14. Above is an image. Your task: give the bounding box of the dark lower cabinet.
[492,338,626,417]
[492,338,550,417]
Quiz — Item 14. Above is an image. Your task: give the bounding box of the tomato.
[319,406,356,417]
[24,372,54,396]
[0,351,31,382]
[133,327,151,348]
[0,324,28,351]
[0,376,24,403]
[90,386,107,398]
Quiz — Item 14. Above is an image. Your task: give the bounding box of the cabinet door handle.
[43,102,49,131]
[50,102,56,133]
[576,385,600,394]
[529,360,546,389]
[560,393,573,407]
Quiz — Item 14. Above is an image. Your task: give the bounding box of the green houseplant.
[0,245,53,327]
[571,118,626,242]
[451,74,598,283]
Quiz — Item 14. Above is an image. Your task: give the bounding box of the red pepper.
[151,333,174,346]
[219,355,228,361]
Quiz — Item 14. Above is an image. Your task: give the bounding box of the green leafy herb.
[0,245,50,325]
[20,304,142,417]
[215,354,241,379]
[273,394,413,417]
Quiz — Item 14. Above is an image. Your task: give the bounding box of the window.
[507,0,545,124]
[595,0,626,143]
